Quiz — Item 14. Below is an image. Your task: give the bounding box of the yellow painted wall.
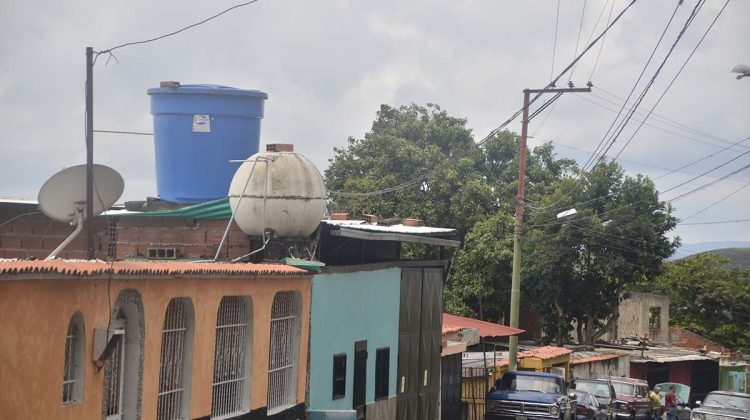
[0,274,311,419]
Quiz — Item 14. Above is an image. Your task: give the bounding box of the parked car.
[691,391,750,420]
[655,382,691,420]
[572,379,618,419]
[572,390,610,420]
[486,371,576,420]
[601,377,652,420]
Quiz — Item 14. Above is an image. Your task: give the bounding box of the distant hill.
[676,241,750,256]
[675,245,750,269]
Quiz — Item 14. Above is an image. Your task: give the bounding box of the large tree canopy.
[524,161,679,344]
[325,103,679,343]
[652,254,750,351]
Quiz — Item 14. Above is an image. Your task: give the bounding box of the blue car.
[486,371,576,420]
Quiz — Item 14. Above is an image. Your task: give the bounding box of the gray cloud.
[1,0,748,245]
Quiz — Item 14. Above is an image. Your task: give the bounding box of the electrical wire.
[94,130,153,136]
[581,0,685,173]
[612,0,731,161]
[577,93,748,152]
[527,1,685,212]
[678,179,750,223]
[597,0,706,161]
[328,0,638,198]
[550,0,561,82]
[568,0,589,82]
[0,211,41,230]
[94,0,261,62]
[679,219,750,226]
[588,0,616,81]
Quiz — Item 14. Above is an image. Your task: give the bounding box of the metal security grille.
[267,291,301,413]
[211,297,250,418]
[104,317,125,419]
[157,299,189,420]
[62,318,80,403]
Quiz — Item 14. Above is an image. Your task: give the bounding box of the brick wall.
[0,203,252,261]
[669,327,727,353]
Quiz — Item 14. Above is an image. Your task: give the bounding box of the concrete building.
[569,351,629,379]
[609,292,670,343]
[0,259,311,419]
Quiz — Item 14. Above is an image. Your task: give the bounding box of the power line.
[597,0,706,161]
[94,0,261,61]
[550,0,561,82]
[568,0,588,82]
[94,130,153,136]
[613,0,731,161]
[527,136,750,181]
[581,0,685,173]
[575,92,748,152]
[678,178,750,222]
[328,0,638,198]
[588,0,616,81]
[679,219,750,226]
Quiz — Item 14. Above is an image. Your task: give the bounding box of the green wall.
[309,268,401,411]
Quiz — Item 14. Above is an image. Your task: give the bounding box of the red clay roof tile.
[0,259,307,277]
[569,353,622,365]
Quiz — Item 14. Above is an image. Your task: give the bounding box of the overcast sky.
[1,0,748,251]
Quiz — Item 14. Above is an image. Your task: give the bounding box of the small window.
[332,354,347,400]
[649,307,661,329]
[375,348,390,400]
[62,312,85,404]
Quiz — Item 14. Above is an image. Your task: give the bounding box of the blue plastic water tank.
[148,84,268,203]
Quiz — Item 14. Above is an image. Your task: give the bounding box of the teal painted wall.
[309,268,401,412]
[719,365,747,393]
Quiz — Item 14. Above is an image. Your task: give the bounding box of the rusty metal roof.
[443,313,524,337]
[0,259,307,277]
[570,352,623,365]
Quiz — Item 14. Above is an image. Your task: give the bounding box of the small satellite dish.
[38,164,124,259]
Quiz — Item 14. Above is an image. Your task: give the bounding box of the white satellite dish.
[38,164,124,260]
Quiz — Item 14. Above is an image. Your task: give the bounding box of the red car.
[600,377,652,420]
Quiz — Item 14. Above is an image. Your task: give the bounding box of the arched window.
[211,296,252,418]
[62,312,84,404]
[267,291,302,414]
[157,298,194,420]
[103,289,144,420]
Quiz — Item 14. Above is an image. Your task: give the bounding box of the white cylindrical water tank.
[228,150,327,238]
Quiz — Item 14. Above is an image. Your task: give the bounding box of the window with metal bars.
[211,296,252,419]
[375,347,390,400]
[62,312,84,404]
[332,353,347,400]
[157,298,194,420]
[267,291,301,414]
[104,312,125,419]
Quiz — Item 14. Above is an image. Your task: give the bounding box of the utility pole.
[508,86,591,371]
[85,47,95,259]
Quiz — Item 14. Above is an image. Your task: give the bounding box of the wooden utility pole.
[508,86,591,371]
[86,47,95,259]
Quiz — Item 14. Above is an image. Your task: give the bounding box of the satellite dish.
[38,164,124,259]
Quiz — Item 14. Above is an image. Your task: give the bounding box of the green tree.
[445,212,515,321]
[653,254,750,351]
[524,161,679,344]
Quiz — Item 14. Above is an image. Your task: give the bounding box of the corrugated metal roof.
[594,345,718,364]
[0,198,37,205]
[0,259,307,277]
[325,219,456,235]
[570,353,623,365]
[112,198,232,220]
[443,313,524,337]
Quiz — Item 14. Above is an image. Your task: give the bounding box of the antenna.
[38,164,124,260]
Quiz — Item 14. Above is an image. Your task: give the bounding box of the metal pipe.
[212,157,262,261]
[47,209,84,260]
[231,160,271,262]
[85,47,95,259]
